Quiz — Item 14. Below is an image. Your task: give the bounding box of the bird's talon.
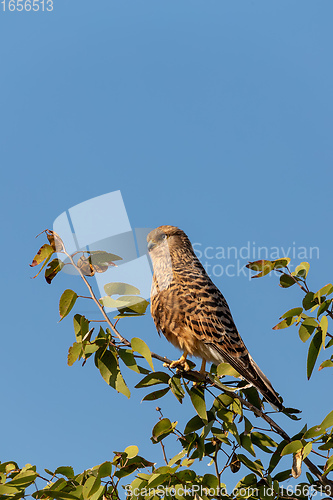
[169,357,192,372]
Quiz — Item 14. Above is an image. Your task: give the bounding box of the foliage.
[8,234,332,499]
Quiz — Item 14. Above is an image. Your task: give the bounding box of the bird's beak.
[148,239,156,252]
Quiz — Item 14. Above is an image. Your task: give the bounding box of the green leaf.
[0,462,18,473]
[237,454,263,477]
[82,343,99,359]
[281,440,303,456]
[314,284,333,302]
[244,417,253,434]
[300,317,319,342]
[251,432,277,448]
[96,350,117,384]
[299,324,314,343]
[45,258,64,284]
[147,473,169,488]
[9,470,38,486]
[217,362,239,378]
[34,490,79,500]
[279,274,296,288]
[242,386,262,410]
[303,425,323,439]
[321,410,333,430]
[30,244,54,267]
[95,350,131,398]
[307,330,322,379]
[273,469,291,482]
[104,282,140,296]
[184,415,205,434]
[167,450,187,467]
[100,295,149,315]
[67,342,82,366]
[319,438,333,451]
[0,485,20,495]
[169,375,185,403]
[124,445,139,459]
[54,467,74,479]
[303,442,312,459]
[114,369,130,398]
[142,387,170,401]
[232,398,242,416]
[152,418,176,442]
[73,314,89,342]
[189,386,207,423]
[224,421,240,445]
[268,441,287,474]
[118,349,149,374]
[211,427,230,444]
[272,258,291,269]
[320,315,328,348]
[303,292,316,310]
[317,300,332,318]
[97,462,112,478]
[202,474,219,489]
[131,338,154,371]
[302,317,319,327]
[59,289,78,321]
[319,359,333,370]
[240,433,256,457]
[235,474,257,491]
[280,307,303,319]
[323,455,333,476]
[294,261,310,278]
[135,372,170,388]
[272,317,296,330]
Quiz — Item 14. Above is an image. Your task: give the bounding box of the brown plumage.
[147,225,283,410]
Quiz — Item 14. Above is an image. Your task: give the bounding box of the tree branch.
[64,247,333,496]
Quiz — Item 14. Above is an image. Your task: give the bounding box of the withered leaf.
[230,452,241,473]
[46,230,64,252]
[77,256,96,276]
[89,250,122,264]
[30,244,54,268]
[45,258,64,284]
[77,254,116,276]
[292,451,302,478]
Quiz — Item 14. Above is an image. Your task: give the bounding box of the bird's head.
[147,225,194,259]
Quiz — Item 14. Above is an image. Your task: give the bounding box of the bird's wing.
[174,268,282,409]
[174,267,249,359]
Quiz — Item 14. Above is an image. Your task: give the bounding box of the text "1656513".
[1,0,53,11]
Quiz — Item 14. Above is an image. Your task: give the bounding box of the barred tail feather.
[210,345,283,411]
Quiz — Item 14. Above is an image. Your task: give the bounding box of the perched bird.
[147,225,283,410]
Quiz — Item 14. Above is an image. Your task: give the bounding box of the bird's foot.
[193,360,207,386]
[169,354,192,372]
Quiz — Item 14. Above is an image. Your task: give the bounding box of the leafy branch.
[19,232,333,499]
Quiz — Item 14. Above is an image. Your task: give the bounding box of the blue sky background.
[1,0,333,493]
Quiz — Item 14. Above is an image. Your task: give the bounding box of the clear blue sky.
[1,0,332,493]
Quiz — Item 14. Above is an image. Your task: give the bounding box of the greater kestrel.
[147,225,282,410]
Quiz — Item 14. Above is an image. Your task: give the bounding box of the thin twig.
[63,249,131,346]
[285,267,308,293]
[160,441,168,465]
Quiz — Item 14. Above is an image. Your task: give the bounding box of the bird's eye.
[161,234,167,240]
